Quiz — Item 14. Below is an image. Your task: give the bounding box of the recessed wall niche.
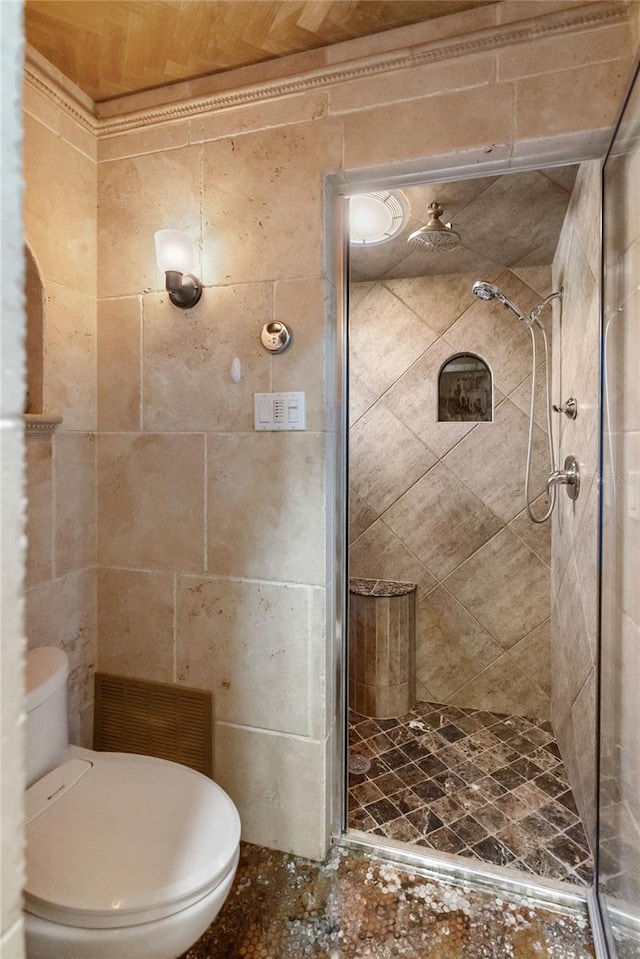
[24,245,44,415]
[438,353,492,422]
[23,245,62,432]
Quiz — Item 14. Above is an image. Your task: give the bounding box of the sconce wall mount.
[154,230,203,310]
[164,270,203,309]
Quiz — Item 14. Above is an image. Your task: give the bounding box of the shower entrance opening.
[340,160,598,898]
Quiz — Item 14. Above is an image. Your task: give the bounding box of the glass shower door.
[599,61,640,958]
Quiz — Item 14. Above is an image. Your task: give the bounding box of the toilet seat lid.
[25,752,241,928]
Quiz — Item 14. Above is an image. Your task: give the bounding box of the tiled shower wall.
[350,267,554,718]
[21,82,97,746]
[551,161,602,851]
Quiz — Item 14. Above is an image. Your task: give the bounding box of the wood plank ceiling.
[25,0,497,102]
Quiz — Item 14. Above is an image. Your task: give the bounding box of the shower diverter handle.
[546,455,580,501]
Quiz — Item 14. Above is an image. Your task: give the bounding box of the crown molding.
[24,45,97,132]
[96,1,631,136]
[24,1,628,140]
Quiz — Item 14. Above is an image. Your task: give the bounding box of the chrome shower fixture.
[408,202,461,253]
[470,279,566,524]
[472,280,563,327]
[471,280,527,322]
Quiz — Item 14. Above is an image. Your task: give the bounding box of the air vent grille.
[94,673,213,777]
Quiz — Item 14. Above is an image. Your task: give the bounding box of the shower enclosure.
[335,65,640,944]
[598,63,640,958]
[344,164,597,888]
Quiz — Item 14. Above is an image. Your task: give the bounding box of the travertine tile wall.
[96,126,335,859]
[349,267,553,719]
[551,161,602,852]
[2,6,26,955]
[72,1,632,859]
[21,80,97,747]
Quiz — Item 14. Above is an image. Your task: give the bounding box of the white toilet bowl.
[24,648,241,959]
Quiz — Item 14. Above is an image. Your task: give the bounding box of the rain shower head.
[472,279,526,321]
[408,202,461,253]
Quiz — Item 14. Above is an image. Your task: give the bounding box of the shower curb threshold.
[337,830,589,916]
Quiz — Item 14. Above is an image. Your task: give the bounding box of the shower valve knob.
[546,455,580,501]
[553,397,577,419]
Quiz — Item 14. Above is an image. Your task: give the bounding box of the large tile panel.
[98,296,142,431]
[272,277,328,432]
[349,283,438,406]
[54,432,96,576]
[444,528,550,649]
[415,586,502,701]
[44,283,97,431]
[383,463,502,580]
[382,272,498,337]
[207,432,325,586]
[381,336,493,460]
[23,114,96,294]
[350,520,436,601]
[343,84,514,171]
[98,433,205,571]
[142,284,271,432]
[450,653,550,719]
[350,403,435,516]
[97,567,175,682]
[214,723,328,860]
[25,568,97,744]
[98,145,201,298]
[201,120,342,285]
[177,576,312,736]
[443,398,548,523]
[24,435,53,587]
[444,271,542,397]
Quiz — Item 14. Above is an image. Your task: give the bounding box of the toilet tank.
[26,647,70,787]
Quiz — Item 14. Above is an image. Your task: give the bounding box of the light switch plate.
[254,392,306,430]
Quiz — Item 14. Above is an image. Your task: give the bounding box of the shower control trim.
[546,455,580,501]
[553,397,577,420]
[260,321,292,353]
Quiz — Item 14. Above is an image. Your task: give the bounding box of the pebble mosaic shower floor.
[181,842,594,959]
[348,701,594,886]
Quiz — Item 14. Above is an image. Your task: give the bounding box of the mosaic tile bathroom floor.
[181,843,594,959]
[348,701,594,886]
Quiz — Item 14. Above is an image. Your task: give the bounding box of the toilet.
[24,647,241,959]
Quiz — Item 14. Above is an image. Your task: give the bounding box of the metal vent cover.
[94,673,213,778]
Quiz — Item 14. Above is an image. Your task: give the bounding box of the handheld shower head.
[472,280,500,301]
[472,279,526,321]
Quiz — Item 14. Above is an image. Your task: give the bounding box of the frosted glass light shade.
[154,230,194,274]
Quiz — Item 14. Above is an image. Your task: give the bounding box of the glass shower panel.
[600,63,640,958]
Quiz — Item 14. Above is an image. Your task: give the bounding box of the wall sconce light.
[154,230,203,309]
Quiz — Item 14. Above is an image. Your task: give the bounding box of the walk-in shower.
[345,164,597,891]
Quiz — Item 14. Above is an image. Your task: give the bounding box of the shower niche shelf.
[438,353,492,422]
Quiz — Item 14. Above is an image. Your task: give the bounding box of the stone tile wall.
[96,119,336,859]
[349,267,554,718]
[21,81,97,747]
[551,161,602,853]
